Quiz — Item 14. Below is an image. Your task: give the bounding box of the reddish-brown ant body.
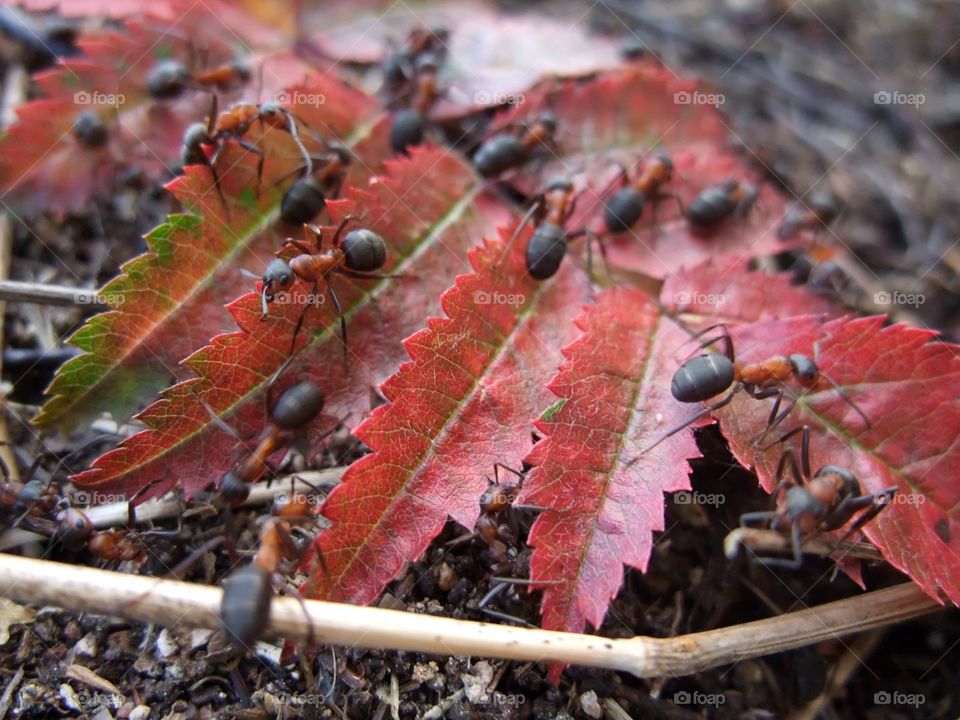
[219,381,326,506]
[476,463,526,562]
[147,58,250,100]
[499,178,592,280]
[602,152,681,234]
[261,216,389,353]
[473,113,558,178]
[685,179,758,232]
[739,425,897,568]
[777,192,840,240]
[637,324,870,456]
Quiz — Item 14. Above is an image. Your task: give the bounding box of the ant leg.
[829,486,898,536]
[758,524,804,569]
[774,448,803,496]
[813,336,872,430]
[497,197,544,267]
[676,323,734,363]
[288,280,320,358]
[235,138,265,197]
[329,214,359,249]
[739,510,778,528]
[289,239,314,255]
[493,463,525,488]
[279,108,314,176]
[326,282,347,359]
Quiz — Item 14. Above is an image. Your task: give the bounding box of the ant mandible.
[636,324,871,457]
[601,152,683,236]
[218,380,327,506]
[736,425,897,568]
[260,215,389,355]
[473,112,558,179]
[685,179,758,233]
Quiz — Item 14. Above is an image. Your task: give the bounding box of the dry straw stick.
[0,554,941,678]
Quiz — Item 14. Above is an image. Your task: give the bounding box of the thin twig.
[0,554,941,679]
[724,527,884,563]
[0,280,109,308]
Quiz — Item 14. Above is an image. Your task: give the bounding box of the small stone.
[155,629,178,658]
[128,706,151,720]
[580,690,602,719]
[75,632,99,658]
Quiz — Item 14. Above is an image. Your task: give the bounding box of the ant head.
[53,507,94,550]
[535,112,557,135]
[261,258,294,317]
[545,177,573,193]
[788,354,818,382]
[183,122,212,148]
[341,229,387,272]
[147,59,190,99]
[653,152,673,172]
[220,471,251,506]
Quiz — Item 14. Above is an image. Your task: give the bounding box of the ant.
[473,112,558,179]
[381,27,449,100]
[476,463,527,562]
[777,192,840,240]
[601,152,683,235]
[498,178,598,281]
[636,324,871,457]
[737,425,897,568]
[260,215,390,354]
[44,507,148,564]
[685,179,758,233]
[219,489,321,648]
[218,380,327,506]
[279,143,352,226]
[72,109,109,150]
[147,58,250,100]
[389,54,442,154]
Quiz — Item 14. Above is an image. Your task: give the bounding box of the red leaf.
[70,148,515,501]
[714,315,960,605]
[303,229,591,603]
[33,73,381,432]
[518,288,700,637]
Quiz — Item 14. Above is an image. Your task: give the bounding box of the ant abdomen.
[671,354,736,403]
[603,187,646,234]
[474,134,525,178]
[181,123,212,166]
[281,177,327,226]
[686,182,738,227]
[272,381,325,429]
[526,224,567,280]
[147,60,190,100]
[341,229,387,272]
[220,564,273,648]
[72,110,108,149]
[390,108,426,154]
[220,471,251,506]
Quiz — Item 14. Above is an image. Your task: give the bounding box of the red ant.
[218,380,327,506]
[636,324,871,457]
[777,192,840,240]
[476,463,527,562]
[279,143,352,226]
[219,488,321,648]
[389,54,443,154]
[601,152,683,235]
[381,27,449,100]
[147,58,250,100]
[260,215,390,355]
[473,113,558,178]
[498,178,600,281]
[685,179,758,233]
[737,425,897,568]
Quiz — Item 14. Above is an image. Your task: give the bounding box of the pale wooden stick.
[0,280,109,308]
[0,554,940,679]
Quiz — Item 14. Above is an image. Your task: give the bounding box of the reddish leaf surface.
[660,257,841,326]
[517,288,700,640]
[712,315,960,605]
[71,147,516,501]
[502,68,797,280]
[33,73,382,432]
[303,228,592,604]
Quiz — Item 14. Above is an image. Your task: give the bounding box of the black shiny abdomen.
[474,134,526,177]
[341,229,387,272]
[220,564,272,648]
[272,381,325,429]
[686,185,735,227]
[603,187,646,233]
[281,177,326,226]
[389,109,426,154]
[72,110,108,149]
[671,354,735,402]
[526,224,567,280]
